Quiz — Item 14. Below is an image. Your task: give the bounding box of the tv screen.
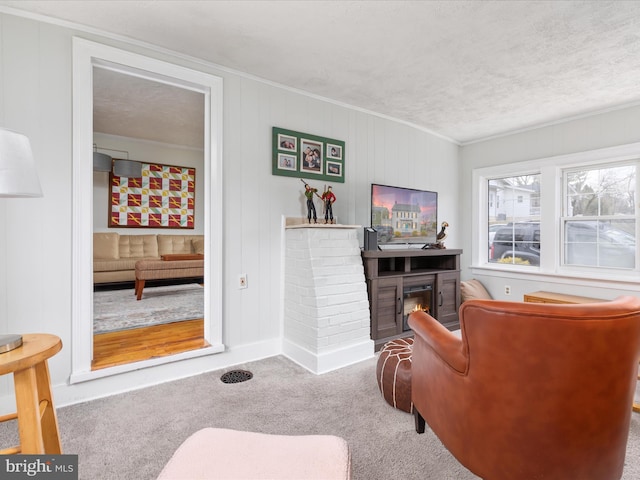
[371,184,438,246]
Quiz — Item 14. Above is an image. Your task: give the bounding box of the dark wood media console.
[362,248,462,350]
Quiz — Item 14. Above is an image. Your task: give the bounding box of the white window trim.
[472,141,640,286]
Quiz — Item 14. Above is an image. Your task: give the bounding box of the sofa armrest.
[408,310,467,374]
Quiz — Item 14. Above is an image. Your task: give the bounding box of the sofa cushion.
[119,235,158,258]
[158,235,201,255]
[460,279,492,302]
[192,237,205,255]
[93,233,119,260]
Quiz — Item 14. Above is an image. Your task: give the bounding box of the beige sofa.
[93,232,204,284]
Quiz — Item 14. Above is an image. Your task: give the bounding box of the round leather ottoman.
[376,337,413,413]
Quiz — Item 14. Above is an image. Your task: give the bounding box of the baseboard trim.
[283,338,375,375]
[0,338,281,416]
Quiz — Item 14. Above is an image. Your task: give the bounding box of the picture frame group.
[272,127,345,183]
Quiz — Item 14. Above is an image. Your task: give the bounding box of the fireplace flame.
[411,304,429,314]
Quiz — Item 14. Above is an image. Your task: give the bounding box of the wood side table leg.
[13,366,45,454]
[136,279,145,300]
[35,360,62,453]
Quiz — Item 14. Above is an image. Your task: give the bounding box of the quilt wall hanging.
[109,162,196,229]
[272,127,345,183]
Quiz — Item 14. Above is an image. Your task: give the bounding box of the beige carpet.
[1,355,639,479]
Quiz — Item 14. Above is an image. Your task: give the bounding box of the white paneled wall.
[0,11,460,410]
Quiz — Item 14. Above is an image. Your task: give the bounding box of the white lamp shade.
[0,128,43,197]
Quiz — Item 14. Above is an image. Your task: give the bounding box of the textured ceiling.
[93,67,204,148]
[3,0,640,145]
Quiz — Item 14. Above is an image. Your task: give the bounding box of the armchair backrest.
[410,296,640,480]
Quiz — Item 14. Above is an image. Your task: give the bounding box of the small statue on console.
[434,221,449,249]
[321,185,336,224]
[301,179,320,223]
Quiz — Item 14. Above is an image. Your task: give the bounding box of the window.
[475,141,640,281]
[488,175,541,265]
[562,163,636,269]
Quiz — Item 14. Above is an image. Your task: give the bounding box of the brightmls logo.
[6,458,51,476]
[1,455,78,479]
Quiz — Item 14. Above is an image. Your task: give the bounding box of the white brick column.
[283,223,374,374]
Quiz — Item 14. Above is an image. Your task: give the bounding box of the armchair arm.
[408,310,467,373]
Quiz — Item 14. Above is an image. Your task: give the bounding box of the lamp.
[93,145,142,177]
[0,128,43,353]
[93,151,112,172]
[113,159,143,177]
[0,128,43,198]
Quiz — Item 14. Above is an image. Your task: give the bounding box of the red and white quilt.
[110,163,195,228]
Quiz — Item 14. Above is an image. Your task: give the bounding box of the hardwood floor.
[92,318,208,370]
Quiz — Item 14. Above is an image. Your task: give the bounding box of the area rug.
[93,283,204,334]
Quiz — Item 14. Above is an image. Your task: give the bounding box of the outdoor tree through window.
[563,164,636,269]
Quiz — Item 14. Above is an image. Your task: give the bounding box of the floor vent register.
[220,370,253,384]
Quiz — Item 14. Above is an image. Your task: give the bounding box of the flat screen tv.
[371,184,438,247]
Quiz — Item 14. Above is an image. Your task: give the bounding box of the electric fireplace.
[403,283,434,331]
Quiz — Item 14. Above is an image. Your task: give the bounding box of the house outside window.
[488,175,541,266]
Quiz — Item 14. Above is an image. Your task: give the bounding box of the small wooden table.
[0,333,62,454]
[523,290,604,304]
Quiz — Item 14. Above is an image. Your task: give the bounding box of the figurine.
[321,185,336,224]
[435,221,449,248]
[301,179,319,223]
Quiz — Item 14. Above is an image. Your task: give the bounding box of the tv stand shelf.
[362,249,462,350]
[364,249,461,276]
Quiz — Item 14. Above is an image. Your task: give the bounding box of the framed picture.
[300,139,323,175]
[326,143,343,160]
[326,161,342,177]
[272,127,345,183]
[277,153,297,171]
[109,161,195,229]
[277,133,297,152]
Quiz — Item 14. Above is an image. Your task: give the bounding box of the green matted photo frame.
[272,127,345,183]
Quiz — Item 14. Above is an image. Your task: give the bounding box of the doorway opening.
[71,38,224,383]
[91,65,206,369]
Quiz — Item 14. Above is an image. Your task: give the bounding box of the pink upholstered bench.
[157,428,351,480]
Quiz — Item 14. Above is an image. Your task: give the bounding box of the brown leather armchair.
[408,296,640,480]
